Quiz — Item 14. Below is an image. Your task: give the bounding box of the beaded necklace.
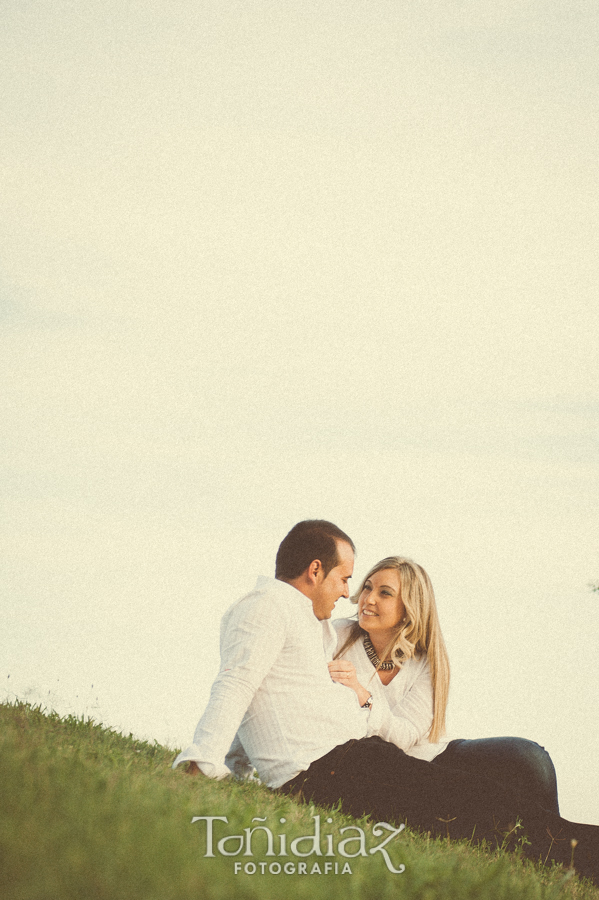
[363,634,396,671]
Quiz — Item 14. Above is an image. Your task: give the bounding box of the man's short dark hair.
[275,520,355,581]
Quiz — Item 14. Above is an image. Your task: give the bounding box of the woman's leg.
[434,737,559,815]
[280,737,598,883]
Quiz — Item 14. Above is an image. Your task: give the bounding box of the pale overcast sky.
[2,0,598,823]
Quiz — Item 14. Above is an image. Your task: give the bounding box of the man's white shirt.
[172,576,371,788]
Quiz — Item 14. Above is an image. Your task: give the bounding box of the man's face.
[310,540,354,620]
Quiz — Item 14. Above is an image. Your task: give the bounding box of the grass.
[1,700,597,900]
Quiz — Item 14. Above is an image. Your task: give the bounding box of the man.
[173,519,599,883]
[173,519,375,787]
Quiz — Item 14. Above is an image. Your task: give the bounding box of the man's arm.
[173,589,287,778]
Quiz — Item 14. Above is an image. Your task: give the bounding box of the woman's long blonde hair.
[335,556,450,743]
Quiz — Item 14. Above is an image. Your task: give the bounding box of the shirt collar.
[254,575,317,617]
[254,576,337,654]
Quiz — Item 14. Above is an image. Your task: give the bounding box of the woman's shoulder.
[401,651,430,678]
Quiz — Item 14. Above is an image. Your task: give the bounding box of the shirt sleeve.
[172,590,287,778]
[365,657,434,751]
[224,732,256,780]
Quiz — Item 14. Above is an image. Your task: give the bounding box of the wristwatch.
[361,694,373,709]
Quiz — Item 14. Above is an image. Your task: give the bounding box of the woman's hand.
[328,660,372,708]
[328,659,360,689]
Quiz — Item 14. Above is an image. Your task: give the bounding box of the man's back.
[173,576,368,786]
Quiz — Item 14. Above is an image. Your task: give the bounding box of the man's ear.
[307,559,323,584]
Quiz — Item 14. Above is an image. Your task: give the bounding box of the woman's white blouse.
[333,619,449,762]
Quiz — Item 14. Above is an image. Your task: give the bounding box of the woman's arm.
[333,640,435,751]
[330,620,435,751]
[366,659,435,751]
[327,659,372,707]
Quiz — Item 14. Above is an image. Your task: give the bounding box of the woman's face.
[358,568,405,639]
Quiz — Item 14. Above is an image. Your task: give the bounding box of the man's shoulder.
[247,575,302,604]
[331,617,357,638]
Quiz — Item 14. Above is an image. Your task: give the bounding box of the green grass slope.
[0,701,596,900]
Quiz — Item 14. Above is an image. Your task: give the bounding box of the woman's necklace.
[363,634,396,671]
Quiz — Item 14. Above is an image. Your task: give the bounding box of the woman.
[322,556,597,878]
[328,556,559,813]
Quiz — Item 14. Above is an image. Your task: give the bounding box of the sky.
[1,0,598,824]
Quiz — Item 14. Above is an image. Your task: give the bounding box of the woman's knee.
[507,739,555,780]
[499,738,559,812]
